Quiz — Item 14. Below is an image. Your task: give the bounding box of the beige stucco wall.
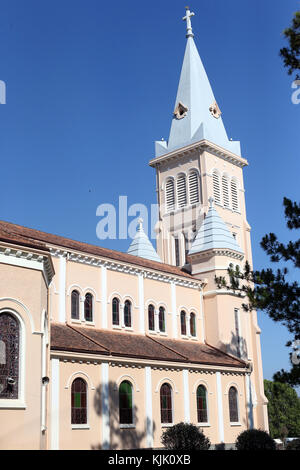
[0,263,48,450]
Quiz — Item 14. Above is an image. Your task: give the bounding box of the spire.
[127,218,162,263]
[188,200,244,256]
[155,8,241,158]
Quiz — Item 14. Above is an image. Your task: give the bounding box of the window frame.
[71,290,80,320]
[228,386,240,424]
[71,377,88,428]
[148,304,155,332]
[0,309,25,409]
[124,300,132,328]
[160,382,173,425]
[84,293,93,323]
[112,297,120,327]
[158,306,166,333]
[119,380,134,427]
[196,384,209,425]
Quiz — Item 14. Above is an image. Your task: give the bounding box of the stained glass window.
[0,313,19,399]
[159,307,165,333]
[229,386,239,423]
[160,383,172,424]
[180,311,186,336]
[84,293,93,322]
[119,380,133,424]
[71,290,80,320]
[71,378,87,425]
[190,313,196,337]
[112,298,120,326]
[148,305,155,331]
[197,385,208,423]
[124,300,131,328]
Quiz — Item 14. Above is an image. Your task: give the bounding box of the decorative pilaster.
[171,282,178,338]
[145,366,153,448]
[50,358,60,450]
[58,254,66,323]
[101,362,110,449]
[183,369,190,423]
[101,265,107,328]
[216,372,224,443]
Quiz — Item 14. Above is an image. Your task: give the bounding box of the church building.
[0,8,268,450]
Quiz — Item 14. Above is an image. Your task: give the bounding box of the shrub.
[161,422,210,450]
[235,429,276,450]
[285,438,300,450]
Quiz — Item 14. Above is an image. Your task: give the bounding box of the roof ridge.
[66,323,111,353]
[146,334,189,361]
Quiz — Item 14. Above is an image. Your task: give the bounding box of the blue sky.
[0,0,299,385]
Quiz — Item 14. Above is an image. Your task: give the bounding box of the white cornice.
[49,247,200,290]
[149,139,248,169]
[0,244,54,286]
[50,350,248,374]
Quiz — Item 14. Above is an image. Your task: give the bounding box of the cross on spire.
[183,6,195,38]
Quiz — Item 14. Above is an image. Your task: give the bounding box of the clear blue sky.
[0,0,299,385]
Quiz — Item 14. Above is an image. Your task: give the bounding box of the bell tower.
[149,7,244,268]
[149,8,269,431]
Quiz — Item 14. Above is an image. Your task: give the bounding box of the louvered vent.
[231,180,239,211]
[189,171,200,205]
[177,174,187,208]
[222,176,230,208]
[212,171,221,205]
[165,179,175,212]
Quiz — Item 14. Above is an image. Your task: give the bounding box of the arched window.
[228,386,239,423]
[0,313,20,399]
[197,385,208,423]
[84,293,93,322]
[124,300,132,328]
[112,298,120,326]
[222,175,230,208]
[71,290,80,320]
[71,378,87,425]
[159,307,165,333]
[212,171,221,205]
[231,179,239,211]
[119,380,133,424]
[180,311,186,336]
[160,383,173,424]
[190,313,196,337]
[148,305,155,331]
[188,171,200,205]
[165,178,175,212]
[177,174,187,208]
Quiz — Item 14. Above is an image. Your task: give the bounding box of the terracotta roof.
[149,336,246,368]
[0,223,49,253]
[0,220,195,280]
[51,323,246,368]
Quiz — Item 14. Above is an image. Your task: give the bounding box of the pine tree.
[215,198,300,386]
[279,11,300,80]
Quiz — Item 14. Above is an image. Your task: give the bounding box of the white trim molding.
[50,358,60,450]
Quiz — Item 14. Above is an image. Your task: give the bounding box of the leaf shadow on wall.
[91,381,156,450]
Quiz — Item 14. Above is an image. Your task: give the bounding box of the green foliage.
[161,422,211,450]
[279,11,300,79]
[235,429,276,450]
[264,380,300,439]
[215,198,300,386]
[285,438,300,450]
